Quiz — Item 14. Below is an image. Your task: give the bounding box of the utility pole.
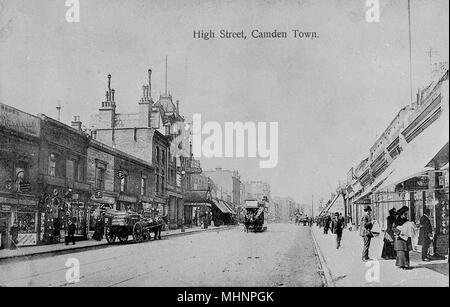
[407,0,413,104]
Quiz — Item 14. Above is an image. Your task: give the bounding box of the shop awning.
[353,167,396,204]
[183,190,212,207]
[376,112,449,192]
[222,201,237,215]
[212,199,233,214]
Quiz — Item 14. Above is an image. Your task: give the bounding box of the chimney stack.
[111,89,115,102]
[148,69,152,99]
[71,115,82,131]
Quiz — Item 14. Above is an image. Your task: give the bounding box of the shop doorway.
[0,211,11,249]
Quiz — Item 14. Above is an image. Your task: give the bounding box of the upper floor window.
[141,175,147,196]
[95,167,106,190]
[162,150,166,165]
[48,154,57,176]
[120,173,128,193]
[15,166,25,191]
[156,146,160,164]
[66,160,75,180]
[77,160,84,182]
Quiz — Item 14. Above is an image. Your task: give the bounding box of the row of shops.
[320,70,449,257]
[0,189,168,249]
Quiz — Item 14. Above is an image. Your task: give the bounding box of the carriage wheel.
[118,228,129,243]
[105,227,116,243]
[133,222,144,243]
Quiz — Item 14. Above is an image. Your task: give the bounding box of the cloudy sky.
[0,0,448,209]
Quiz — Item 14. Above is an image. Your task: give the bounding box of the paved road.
[0,223,323,287]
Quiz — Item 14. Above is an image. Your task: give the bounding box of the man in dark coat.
[333,212,344,249]
[418,208,433,262]
[360,206,373,262]
[66,218,77,245]
[9,223,19,250]
[323,215,331,234]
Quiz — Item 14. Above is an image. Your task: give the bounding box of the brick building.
[0,102,41,249]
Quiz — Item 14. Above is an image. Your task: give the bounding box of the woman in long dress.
[381,208,397,259]
[394,206,414,270]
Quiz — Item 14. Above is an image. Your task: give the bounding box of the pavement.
[0,223,323,287]
[0,225,236,262]
[310,225,449,287]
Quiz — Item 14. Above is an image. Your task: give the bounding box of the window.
[66,160,75,180]
[96,168,105,190]
[120,174,128,192]
[15,166,25,192]
[156,146,160,163]
[162,150,166,165]
[77,160,84,182]
[155,168,160,193]
[48,154,57,176]
[141,175,147,196]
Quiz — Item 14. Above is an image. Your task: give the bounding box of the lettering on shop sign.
[0,102,40,137]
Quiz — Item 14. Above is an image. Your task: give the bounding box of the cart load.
[104,210,164,244]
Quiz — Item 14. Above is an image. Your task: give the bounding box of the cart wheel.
[133,222,144,243]
[105,227,116,244]
[118,228,128,243]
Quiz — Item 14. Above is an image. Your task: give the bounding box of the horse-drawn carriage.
[104,210,165,244]
[244,199,268,233]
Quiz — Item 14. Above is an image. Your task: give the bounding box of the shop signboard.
[0,102,40,137]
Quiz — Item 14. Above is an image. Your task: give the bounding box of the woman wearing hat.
[393,206,415,270]
[381,208,397,260]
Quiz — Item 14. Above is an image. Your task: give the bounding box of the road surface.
[0,223,323,287]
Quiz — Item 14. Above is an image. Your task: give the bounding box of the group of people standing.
[318,212,346,249]
[360,205,434,270]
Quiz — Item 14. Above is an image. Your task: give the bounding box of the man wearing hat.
[333,212,345,249]
[418,208,433,262]
[359,205,374,261]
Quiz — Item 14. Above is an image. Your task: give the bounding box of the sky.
[0,0,449,211]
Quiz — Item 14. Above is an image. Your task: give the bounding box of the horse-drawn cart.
[104,210,164,244]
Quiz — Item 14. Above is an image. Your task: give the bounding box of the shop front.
[117,194,138,212]
[40,188,90,244]
[0,194,39,249]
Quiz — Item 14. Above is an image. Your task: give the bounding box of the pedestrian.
[66,218,77,245]
[418,208,433,262]
[333,212,344,249]
[381,208,397,260]
[323,215,331,234]
[394,206,415,270]
[347,215,353,231]
[359,205,374,262]
[9,222,19,250]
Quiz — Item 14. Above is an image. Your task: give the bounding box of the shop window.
[15,212,36,233]
[48,154,57,176]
